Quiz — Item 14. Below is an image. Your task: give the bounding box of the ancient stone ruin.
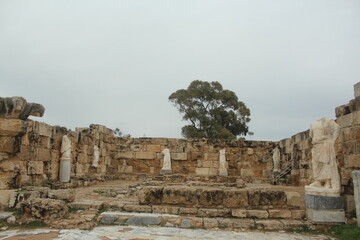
[0,83,360,230]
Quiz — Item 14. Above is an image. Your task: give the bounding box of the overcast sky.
[1,0,359,141]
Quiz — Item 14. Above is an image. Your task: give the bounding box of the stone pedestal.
[59,158,71,183]
[160,169,172,175]
[305,194,345,223]
[219,169,228,176]
[352,171,360,227]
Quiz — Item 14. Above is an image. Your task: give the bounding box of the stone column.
[352,171,360,227]
[59,135,71,183]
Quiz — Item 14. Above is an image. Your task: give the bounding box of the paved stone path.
[0,226,334,240]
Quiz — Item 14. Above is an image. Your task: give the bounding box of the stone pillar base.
[219,170,228,176]
[160,169,172,175]
[305,194,345,223]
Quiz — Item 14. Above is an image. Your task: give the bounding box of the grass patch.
[3,207,23,217]
[328,224,360,240]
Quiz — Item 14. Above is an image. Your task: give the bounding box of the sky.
[0,0,359,141]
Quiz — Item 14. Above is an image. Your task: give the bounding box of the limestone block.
[75,163,84,176]
[223,189,248,208]
[285,191,304,207]
[138,187,164,205]
[268,209,291,218]
[335,104,351,118]
[197,208,231,217]
[0,152,10,161]
[135,152,155,160]
[38,122,53,137]
[203,218,219,229]
[0,190,16,207]
[0,136,18,153]
[256,220,284,230]
[162,186,197,206]
[246,210,269,219]
[180,217,203,228]
[123,204,152,213]
[232,209,246,218]
[145,144,161,152]
[179,207,198,215]
[48,189,75,202]
[345,154,360,168]
[0,118,27,136]
[291,210,306,219]
[77,153,89,163]
[353,111,360,125]
[117,152,134,159]
[37,148,51,161]
[206,153,219,161]
[336,113,354,127]
[152,205,179,214]
[209,168,218,175]
[126,216,161,226]
[23,198,68,221]
[240,168,254,177]
[195,168,210,176]
[171,152,187,161]
[198,189,224,207]
[27,161,44,175]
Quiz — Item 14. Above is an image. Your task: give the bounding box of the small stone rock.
[7,215,16,224]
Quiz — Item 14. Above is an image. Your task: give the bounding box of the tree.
[169,80,251,140]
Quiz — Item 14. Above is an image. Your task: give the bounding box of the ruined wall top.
[0,97,45,120]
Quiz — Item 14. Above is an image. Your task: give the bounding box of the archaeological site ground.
[1,82,360,237]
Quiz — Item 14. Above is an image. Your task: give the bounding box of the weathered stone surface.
[306,209,345,223]
[246,210,269,219]
[0,97,45,120]
[256,220,284,230]
[27,161,44,175]
[197,208,231,217]
[0,136,19,153]
[345,154,360,168]
[203,218,219,228]
[352,171,360,227]
[135,152,156,160]
[152,205,179,214]
[100,215,117,224]
[138,187,163,205]
[0,118,27,136]
[48,189,75,202]
[268,209,291,219]
[171,153,187,161]
[232,209,247,218]
[286,191,303,207]
[198,189,224,207]
[223,189,248,208]
[22,198,68,221]
[162,186,197,206]
[248,190,286,206]
[126,216,161,226]
[291,210,306,219]
[305,194,344,210]
[123,204,152,213]
[0,190,15,207]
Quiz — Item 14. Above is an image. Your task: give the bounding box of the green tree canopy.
[169,80,251,140]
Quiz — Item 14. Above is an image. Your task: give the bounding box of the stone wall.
[0,117,275,190]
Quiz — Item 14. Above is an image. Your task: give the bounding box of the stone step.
[68,202,306,220]
[97,211,309,231]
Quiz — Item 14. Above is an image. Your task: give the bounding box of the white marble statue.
[305,118,341,195]
[59,135,71,183]
[272,146,281,172]
[160,148,172,174]
[92,145,100,168]
[219,149,228,176]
